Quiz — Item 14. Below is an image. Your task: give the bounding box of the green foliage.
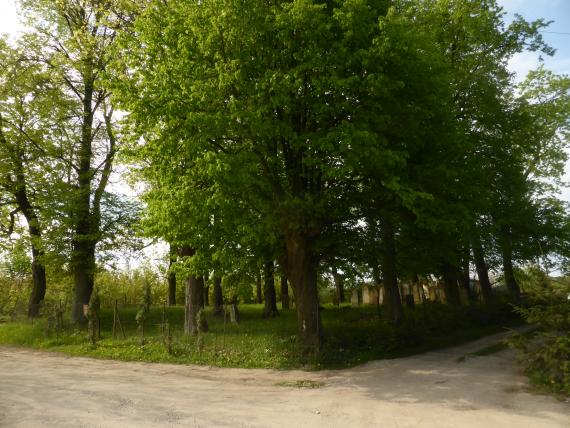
[0,239,32,318]
[509,277,570,396]
[0,0,567,356]
[96,267,167,307]
[0,276,30,321]
[221,272,255,304]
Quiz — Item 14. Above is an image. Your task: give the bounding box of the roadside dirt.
[0,330,568,427]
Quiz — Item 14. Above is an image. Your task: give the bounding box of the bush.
[96,267,167,307]
[509,278,570,396]
[0,275,30,320]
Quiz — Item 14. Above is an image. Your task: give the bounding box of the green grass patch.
[472,342,508,356]
[456,342,509,363]
[275,380,324,388]
[0,302,523,369]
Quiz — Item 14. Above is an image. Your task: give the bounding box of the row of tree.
[0,0,138,321]
[1,0,569,351]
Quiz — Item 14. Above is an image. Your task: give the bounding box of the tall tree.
[0,37,71,317]
[19,0,132,322]
[262,260,278,318]
[114,0,463,348]
[167,244,177,305]
[280,274,290,310]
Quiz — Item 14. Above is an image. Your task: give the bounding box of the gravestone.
[351,289,360,307]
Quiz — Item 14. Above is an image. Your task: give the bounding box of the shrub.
[509,278,570,396]
[96,267,167,307]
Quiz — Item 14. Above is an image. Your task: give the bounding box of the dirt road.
[0,331,568,428]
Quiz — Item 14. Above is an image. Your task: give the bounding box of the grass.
[0,301,523,370]
[456,342,509,363]
[275,380,324,388]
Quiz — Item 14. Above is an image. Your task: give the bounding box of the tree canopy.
[0,0,568,351]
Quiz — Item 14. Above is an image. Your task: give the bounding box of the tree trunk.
[203,283,210,307]
[459,245,473,304]
[255,272,262,304]
[499,226,521,302]
[168,245,176,306]
[27,248,47,318]
[471,230,494,304]
[280,274,290,310]
[197,276,208,332]
[213,276,223,316]
[71,240,96,323]
[441,261,461,305]
[197,276,206,309]
[284,230,322,350]
[263,260,278,318]
[184,275,201,335]
[332,269,345,303]
[9,165,48,319]
[15,188,47,319]
[379,215,403,324]
[180,246,208,335]
[71,73,96,324]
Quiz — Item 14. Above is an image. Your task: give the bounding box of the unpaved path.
[0,330,568,428]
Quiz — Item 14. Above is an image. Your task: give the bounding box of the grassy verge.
[0,302,523,369]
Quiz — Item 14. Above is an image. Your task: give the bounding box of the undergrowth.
[0,302,522,370]
[509,283,570,397]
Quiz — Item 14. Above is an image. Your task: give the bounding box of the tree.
[112,0,568,348]
[262,260,278,318]
[0,36,72,317]
[167,244,176,305]
[212,275,224,316]
[114,0,466,348]
[280,273,290,309]
[19,0,133,322]
[412,0,559,304]
[178,246,208,335]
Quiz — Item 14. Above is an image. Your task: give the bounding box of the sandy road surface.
[0,331,568,428]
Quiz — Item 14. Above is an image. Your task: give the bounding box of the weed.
[275,380,324,388]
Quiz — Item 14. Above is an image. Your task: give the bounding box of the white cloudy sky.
[0,0,569,203]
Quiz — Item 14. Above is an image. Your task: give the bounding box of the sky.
[500,0,570,79]
[0,0,569,199]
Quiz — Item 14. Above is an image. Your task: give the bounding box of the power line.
[539,31,570,36]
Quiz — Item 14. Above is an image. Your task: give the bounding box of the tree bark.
[1,129,49,318]
[71,241,96,323]
[379,215,403,324]
[180,246,208,335]
[168,245,177,306]
[459,245,473,304]
[197,276,206,309]
[284,230,322,350]
[471,230,494,304]
[262,260,278,318]
[27,247,46,318]
[203,282,210,307]
[184,274,201,335]
[280,274,290,310]
[71,70,97,324]
[499,226,521,302]
[213,276,223,316]
[441,261,461,305]
[255,272,262,304]
[12,177,47,318]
